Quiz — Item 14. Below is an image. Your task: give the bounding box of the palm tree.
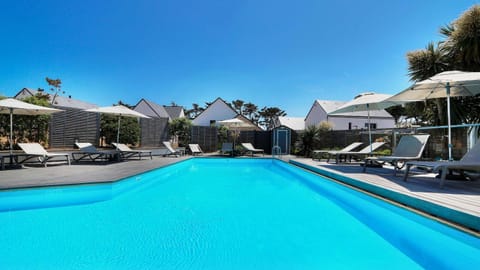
[297,125,321,157]
[258,107,286,130]
[406,42,450,125]
[243,102,258,123]
[231,99,244,114]
[407,42,449,81]
[445,5,480,71]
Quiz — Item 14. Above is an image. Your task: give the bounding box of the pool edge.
[289,159,480,233]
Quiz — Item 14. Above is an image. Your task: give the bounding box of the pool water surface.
[0,158,479,269]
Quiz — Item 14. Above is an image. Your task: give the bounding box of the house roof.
[275,116,305,131]
[193,97,262,130]
[15,88,97,109]
[134,99,170,118]
[163,106,184,119]
[316,99,393,118]
[192,97,237,121]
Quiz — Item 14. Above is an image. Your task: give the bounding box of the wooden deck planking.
[291,158,480,218]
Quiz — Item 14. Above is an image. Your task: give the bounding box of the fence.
[139,118,170,147]
[49,108,100,148]
[190,126,218,152]
[323,127,474,160]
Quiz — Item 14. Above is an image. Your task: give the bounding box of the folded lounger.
[331,142,385,163]
[188,144,204,156]
[241,143,264,156]
[403,140,480,187]
[112,143,152,160]
[363,134,430,176]
[17,143,71,167]
[72,142,117,162]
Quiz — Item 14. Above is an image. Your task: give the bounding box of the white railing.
[272,145,282,159]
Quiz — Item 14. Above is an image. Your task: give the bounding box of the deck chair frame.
[403,140,480,187]
[112,143,152,160]
[72,143,118,162]
[363,134,430,175]
[17,143,71,167]
[241,143,264,156]
[188,144,204,156]
[331,142,385,164]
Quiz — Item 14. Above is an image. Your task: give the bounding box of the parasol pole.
[446,82,453,161]
[9,108,13,156]
[367,104,373,153]
[116,115,121,150]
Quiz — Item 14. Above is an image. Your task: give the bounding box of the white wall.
[329,116,395,130]
[304,101,395,130]
[192,99,237,126]
[305,102,326,127]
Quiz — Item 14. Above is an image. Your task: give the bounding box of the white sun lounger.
[112,143,152,160]
[363,134,430,175]
[330,142,385,163]
[163,141,181,157]
[188,144,204,156]
[241,143,264,156]
[72,142,118,162]
[404,140,480,187]
[312,142,363,161]
[17,143,71,167]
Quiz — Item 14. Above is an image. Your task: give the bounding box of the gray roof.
[15,88,97,109]
[316,99,393,118]
[164,106,184,119]
[316,100,346,114]
[134,99,170,118]
[275,117,305,131]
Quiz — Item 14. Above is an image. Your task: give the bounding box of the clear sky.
[0,0,478,117]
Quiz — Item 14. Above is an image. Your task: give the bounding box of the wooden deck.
[291,157,480,232]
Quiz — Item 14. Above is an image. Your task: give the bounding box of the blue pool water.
[0,158,479,269]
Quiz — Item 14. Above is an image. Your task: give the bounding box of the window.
[365,123,377,129]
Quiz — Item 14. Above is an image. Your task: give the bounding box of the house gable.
[192,97,238,126]
[134,99,170,119]
[164,106,185,119]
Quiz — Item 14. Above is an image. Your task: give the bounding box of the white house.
[305,100,395,130]
[192,98,237,126]
[192,97,261,131]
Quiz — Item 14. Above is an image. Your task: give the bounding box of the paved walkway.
[0,156,189,189]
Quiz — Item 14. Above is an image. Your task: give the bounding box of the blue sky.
[0,0,478,116]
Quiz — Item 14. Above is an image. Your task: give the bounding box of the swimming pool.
[0,158,479,269]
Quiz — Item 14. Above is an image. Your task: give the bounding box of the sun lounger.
[188,144,204,156]
[312,142,363,161]
[162,141,182,157]
[363,134,430,175]
[72,142,118,162]
[404,140,480,187]
[17,143,71,167]
[241,143,264,156]
[331,142,385,163]
[220,143,233,156]
[112,143,152,160]
[1,154,12,170]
